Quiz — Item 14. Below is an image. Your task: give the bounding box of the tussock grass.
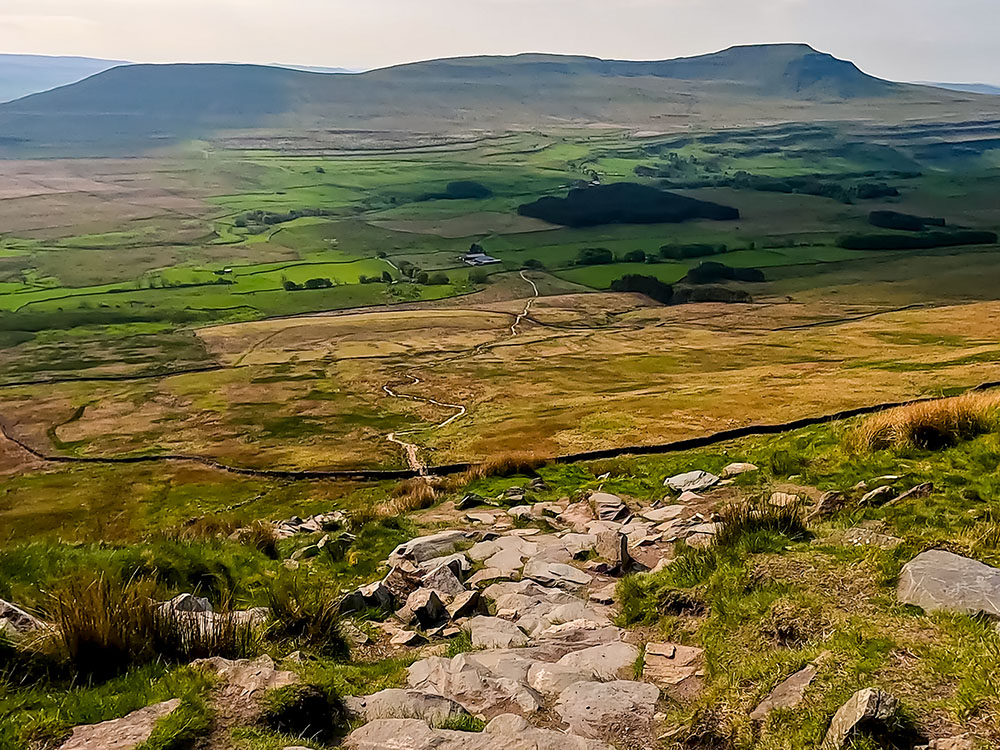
[712,499,809,550]
[265,577,349,658]
[377,477,438,517]
[444,451,546,488]
[232,520,279,559]
[852,392,1000,452]
[41,574,259,680]
[260,683,346,743]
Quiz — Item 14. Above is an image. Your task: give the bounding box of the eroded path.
[381,272,540,472]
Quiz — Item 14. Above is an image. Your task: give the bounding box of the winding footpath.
[381,272,540,472]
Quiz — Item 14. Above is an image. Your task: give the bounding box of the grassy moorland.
[4,395,1000,748]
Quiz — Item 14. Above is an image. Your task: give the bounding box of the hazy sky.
[2,0,998,84]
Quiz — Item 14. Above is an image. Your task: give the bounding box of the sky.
[1,0,998,84]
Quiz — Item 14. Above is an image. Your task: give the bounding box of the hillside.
[0,54,127,103]
[0,44,986,155]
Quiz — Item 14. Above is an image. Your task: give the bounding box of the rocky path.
[337,484,723,750]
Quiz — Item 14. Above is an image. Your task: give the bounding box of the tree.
[283,280,302,291]
[469,268,490,284]
[381,270,393,283]
[622,249,646,263]
[576,247,614,266]
[428,272,449,285]
[522,258,544,270]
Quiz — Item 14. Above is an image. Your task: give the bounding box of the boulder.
[466,512,497,525]
[722,462,758,478]
[557,641,638,680]
[915,737,974,750]
[447,590,484,620]
[58,699,180,750]
[423,565,468,599]
[898,550,1000,617]
[560,533,598,558]
[750,664,817,720]
[397,589,448,629]
[407,654,541,716]
[823,688,899,748]
[340,578,394,614]
[485,547,526,576]
[457,493,487,510]
[390,629,427,647]
[0,598,46,635]
[664,470,719,493]
[523,560,591,590]
[383,565,423,603]
[591,492,630,522]
[555,680,659,742]
[466,616,528,649]
[390,531,469,566]
[589,583,617,605]
[344,689,469,724]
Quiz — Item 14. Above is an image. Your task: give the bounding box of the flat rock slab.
[523,560,591,590]
[750,664,817,720]
[0,598,45,635]
[193,655,297,696]
[841,528,903,550]
[59,699,180,750]
[391,531,470,566]
[643,642,704,696]
[344,716,614,750]
[344,689,469,725]
[664,470,719,493]
[591,492,630,521]
[555,680,659,742]
[527,661,594,696]
[641,505,685,523]
[466,616,528,649]
[898,550,1000,617]
[722,462,758,478]
[557,641,638,681]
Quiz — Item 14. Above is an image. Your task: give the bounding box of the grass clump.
[446,451,546,487]
[713,499,809,550]
[231,521,280,559]
[852,392,1000,452]
[260,684,346,743]
[265,577,349,658]
[435,714,485,732]
[43,574,260,681]
[135,692,213,750]
[377,478,438,517]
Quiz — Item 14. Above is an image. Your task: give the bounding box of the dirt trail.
[381,272,540,472]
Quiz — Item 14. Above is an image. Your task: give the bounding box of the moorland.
[2,42,1000,750]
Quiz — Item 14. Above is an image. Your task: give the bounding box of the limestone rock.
[643,642,704,695]
[344,716,614,750]
[390,531,469,566]
[58,699,180,750]
[555,680,659,742]
[916,736,974,750]
[557,641,638,680]
[664,470,719,493]
[750,664,817,720]
[892,482,934,505]
[157,593,211,614]
[595,530,631,573]
[523,560,591,590]
[193,655,297,695]
[559,501,596,532]
[467,568,510,587]
[842,527,903,550]
[770,492,800,507]
[397,589,447,629]
[591,492,630,522]
[722,462,758,478]
[823,688,899,748]
[589,583,617,604]
[0,598,45,635]
[859,485,896,506]
[641,505,685,523]
[423,565,468,599]
[898,549,1000,617]
[419,552,471,577]
[344,689,469,724]
[466,615,527,649]
[527,661,593,696]
[447,590,484,620]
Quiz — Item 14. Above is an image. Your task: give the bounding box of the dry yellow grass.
[444,450,547,489]
[852,391,1000,451]
[377,477,439,517]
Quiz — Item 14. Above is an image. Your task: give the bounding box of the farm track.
[4,380,1000,482]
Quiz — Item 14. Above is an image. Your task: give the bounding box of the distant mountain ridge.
[922,82,1000,96]
[0,44,987,154]
[0,54,128,102]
